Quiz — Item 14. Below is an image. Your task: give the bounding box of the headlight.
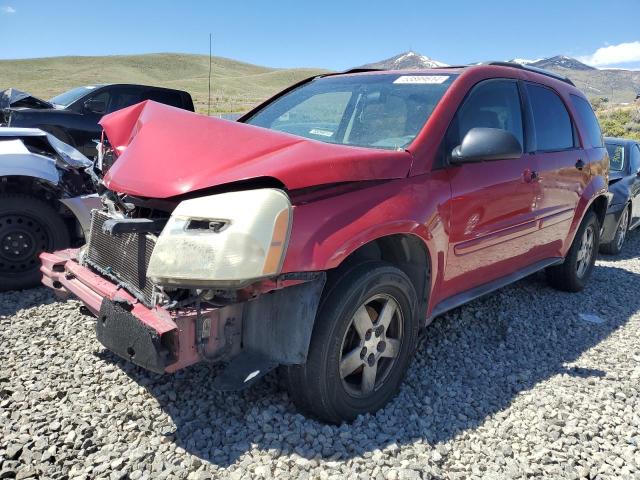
[147,188,292,287]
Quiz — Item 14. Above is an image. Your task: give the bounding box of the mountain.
[508,58,542,65]
[529,55,596,71]
[0,53,328,114]
[360,51,448,70]
[361,51,639,102]
[516,56,639,103]
[551,68,640,103]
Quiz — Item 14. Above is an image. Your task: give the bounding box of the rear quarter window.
[570,95,603,148]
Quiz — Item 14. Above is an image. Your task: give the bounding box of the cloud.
[1,5,15,13]
[578,41,640,67]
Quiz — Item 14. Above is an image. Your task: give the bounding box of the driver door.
[443,79,540,295]
[74,90,111,156]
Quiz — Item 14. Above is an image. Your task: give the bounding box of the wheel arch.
[589,194,608,228]
[329,233,432,324]
[563,173,609,255]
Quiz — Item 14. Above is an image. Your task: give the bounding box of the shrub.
[597,107,640,140]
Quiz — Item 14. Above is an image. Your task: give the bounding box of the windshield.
[49,86,98,108]
[246,73,457,150]
[606,143,625,171]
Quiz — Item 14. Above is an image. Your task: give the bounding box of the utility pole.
[208,33,212,116]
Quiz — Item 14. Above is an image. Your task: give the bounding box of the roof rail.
[324,65,468,76]
[324,68,385,76]
[484,61,575,86]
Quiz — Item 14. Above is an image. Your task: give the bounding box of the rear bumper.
[40,249,241,373]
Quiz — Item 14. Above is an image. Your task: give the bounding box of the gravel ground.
[1,232,639,480]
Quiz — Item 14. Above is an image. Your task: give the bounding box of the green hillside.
[0,53,329,114]
[550,68,640,104]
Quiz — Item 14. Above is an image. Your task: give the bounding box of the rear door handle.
[523,169,539,183]
[575,159,585,170]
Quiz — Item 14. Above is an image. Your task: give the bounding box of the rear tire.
[281,262,420,423]
[0,194,70,291]
[546,210,600,292]
[600,206,629,255]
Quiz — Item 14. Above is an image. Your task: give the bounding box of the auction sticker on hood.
[393,75,450,84]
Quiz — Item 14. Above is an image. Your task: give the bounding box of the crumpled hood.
[0,88,53,110]
[100,101,412,199]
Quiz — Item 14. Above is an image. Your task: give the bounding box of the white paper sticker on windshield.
[309,128,333,137]
[393,75,449,84]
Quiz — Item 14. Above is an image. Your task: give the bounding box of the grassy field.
[0,53,329,114]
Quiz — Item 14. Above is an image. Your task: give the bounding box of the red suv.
[41,63,609,423]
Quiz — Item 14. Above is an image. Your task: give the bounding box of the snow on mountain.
[360,51,448,70]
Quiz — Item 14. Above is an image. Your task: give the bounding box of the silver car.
[0,127,99,291]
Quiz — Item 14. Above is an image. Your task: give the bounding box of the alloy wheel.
[576,224,595,278]
[616,209,629,251]
[339,294,403,397]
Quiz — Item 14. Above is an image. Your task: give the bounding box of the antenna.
[208,33,212,116]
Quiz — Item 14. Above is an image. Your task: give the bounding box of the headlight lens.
[147,188,292,287]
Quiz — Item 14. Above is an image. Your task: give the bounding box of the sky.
[1,0,640,70]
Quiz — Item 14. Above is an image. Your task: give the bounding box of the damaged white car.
[0,128,99,291]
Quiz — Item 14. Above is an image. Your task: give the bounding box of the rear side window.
[526,84,574,151]
[144,90,184,108]
[570,95,603,147]
[605,143,625,171]
[449,79,524,150]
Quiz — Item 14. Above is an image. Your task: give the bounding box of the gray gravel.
[1,232,639,480]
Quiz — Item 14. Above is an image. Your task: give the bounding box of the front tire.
[0,194,70,291]
[546,210,600,292]
[282,262,420,423]
[600,206,629,255]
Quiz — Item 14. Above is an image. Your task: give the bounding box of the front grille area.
[85,211,158,305]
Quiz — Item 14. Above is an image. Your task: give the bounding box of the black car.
[600,137,640,254]
[1,84,194,157]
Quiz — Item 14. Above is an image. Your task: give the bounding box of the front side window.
[87,91,110,114]
[145,90,183,108]
[631,144,640,172]
[50,86,97,108]
[246,73,457,149]
[109,90,142,113]
[526,84,574,151]
[448,79,524,150]
[570,94,603,148]
[605,143,625,171]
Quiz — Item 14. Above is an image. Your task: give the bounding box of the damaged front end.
[0,128,98,237]
[41,187,325,388]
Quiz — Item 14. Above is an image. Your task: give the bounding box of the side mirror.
[451,127,523,164]
[84,99,106,114]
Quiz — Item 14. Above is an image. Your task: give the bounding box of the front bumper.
[601,203,626,244]
[40,249,241,373]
